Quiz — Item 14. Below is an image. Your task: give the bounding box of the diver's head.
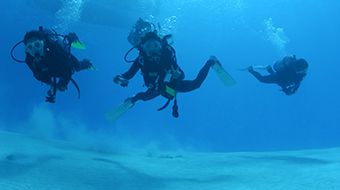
[294,59,308,74]
[140,32,162,57]
[128,18,154,46]
[24,31,45,58]
[135,18,153,34]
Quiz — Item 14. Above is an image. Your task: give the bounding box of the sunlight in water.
[54,0,85,32]
[145,15,178,36]
[264,17,289,56]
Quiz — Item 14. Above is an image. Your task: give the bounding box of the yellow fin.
[105,100,134,123]
[72,41,86,50]
[212,64,236,86]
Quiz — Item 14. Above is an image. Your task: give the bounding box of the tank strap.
[70,78,81,99]
[157,99,171,111]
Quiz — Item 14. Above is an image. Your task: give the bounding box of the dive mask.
[142,39,161,57]
[25,39,45,58]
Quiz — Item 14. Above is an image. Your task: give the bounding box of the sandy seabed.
[0,131,339,190]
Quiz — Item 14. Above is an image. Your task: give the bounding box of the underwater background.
[0,0,339,153]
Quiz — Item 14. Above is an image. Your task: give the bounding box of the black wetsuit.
[249,56,306,95]
[121,45,215,103]
[25,39,81,88]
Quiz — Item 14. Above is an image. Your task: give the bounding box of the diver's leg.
[57,72,73,91]
[173,59,215,93]
[129,88,160,103]
[248,69,276,84]
[34,72,52,85]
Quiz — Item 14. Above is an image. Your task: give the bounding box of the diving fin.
[105,99,134,123]
[72,41,86,50]
[212,64,236,86]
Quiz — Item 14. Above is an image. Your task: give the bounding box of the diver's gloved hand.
[282,84,298,95]
[113,75,129,87]
[76,59,95,72]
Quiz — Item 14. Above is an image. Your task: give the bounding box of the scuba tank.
[273,55,296,72]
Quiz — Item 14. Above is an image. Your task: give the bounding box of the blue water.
[0,0,339,152]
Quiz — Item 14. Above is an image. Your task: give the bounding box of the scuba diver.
[11,26,94,103]
[108,19,235,121]
[247,55,308,95]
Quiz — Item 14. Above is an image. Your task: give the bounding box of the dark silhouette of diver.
[247,55,308,95]
[114,25,224,118]
[11,26,94,103]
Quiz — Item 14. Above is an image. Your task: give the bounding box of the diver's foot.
[77,59,95,71]
[46,86,57,103]
[45,96,56,103]
[247,66,254,72]
[208,56,222,67]
[124,97,136,107]
[47,86,56,97]
[124,97,135,104]
[56,83,67,92]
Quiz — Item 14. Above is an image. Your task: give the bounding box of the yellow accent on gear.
[71,41,86,50]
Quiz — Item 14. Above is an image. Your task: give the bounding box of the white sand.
[0,131,339,190]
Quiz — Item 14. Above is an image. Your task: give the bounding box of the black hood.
[24,30,46,45]
[140,32,161,44]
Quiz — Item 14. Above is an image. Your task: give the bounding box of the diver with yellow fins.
[11,26,95,103]
[107,19,235,122]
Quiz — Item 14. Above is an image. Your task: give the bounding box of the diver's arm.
[248,67,276,84]
[25,56,37,73]
[121,60,140,80]
[69,54,80,66]
[25,56,52,84]
[113,60,141,87]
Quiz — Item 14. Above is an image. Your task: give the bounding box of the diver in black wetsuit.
[13,26,94,103]
[247,55,308,95]
[113,31,221,117]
